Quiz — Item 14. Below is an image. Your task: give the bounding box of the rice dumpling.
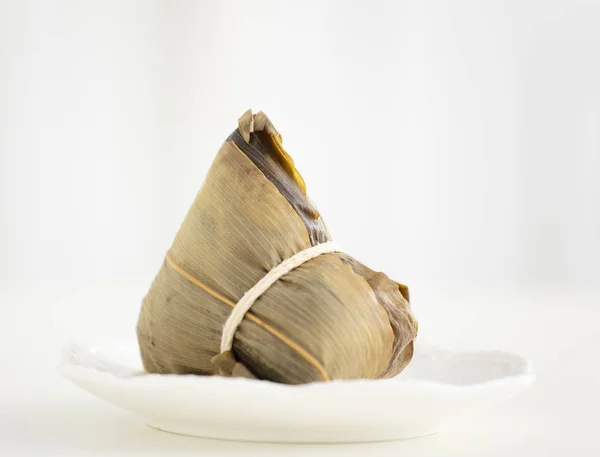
[136,110,418,384]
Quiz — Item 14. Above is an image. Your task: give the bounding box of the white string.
[220,241,342,353]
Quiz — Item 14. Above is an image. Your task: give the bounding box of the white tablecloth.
[1,283,597,456]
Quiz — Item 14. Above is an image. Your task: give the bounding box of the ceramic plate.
[59,341,534,443]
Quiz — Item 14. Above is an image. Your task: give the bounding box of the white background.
[1,1,599,456]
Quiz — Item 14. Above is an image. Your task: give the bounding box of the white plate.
[59,341,534,443]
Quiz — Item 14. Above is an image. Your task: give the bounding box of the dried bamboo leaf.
[137,111,418,384]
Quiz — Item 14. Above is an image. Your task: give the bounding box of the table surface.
[1,282,598,456]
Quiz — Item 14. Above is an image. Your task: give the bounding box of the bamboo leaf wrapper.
[137,110,418,384]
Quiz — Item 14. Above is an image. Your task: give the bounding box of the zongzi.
[137,110,418,384]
